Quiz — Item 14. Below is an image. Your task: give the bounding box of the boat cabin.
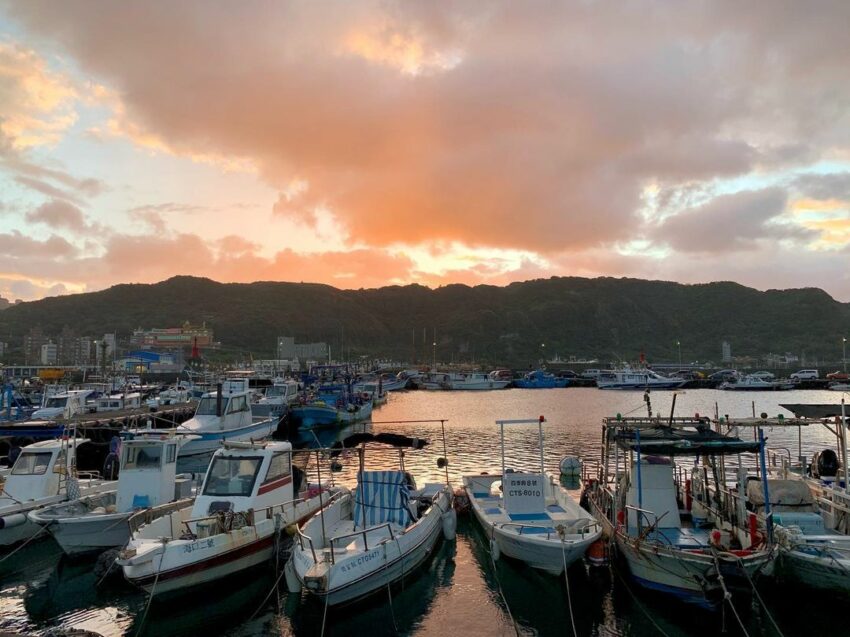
[3,438,87,502]
[185,383,253,432]
[260,379,300,405]
[117,436,191,512]
[189,441,297,524]
[31,390,94,420]
[96,392,142,412]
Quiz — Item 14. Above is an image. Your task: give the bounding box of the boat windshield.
[203,456,263,497]
[123,443,163,469]
[265,387,283,398]
[45,397,68,408]
[12,451,53,475]
[195,396,221,416]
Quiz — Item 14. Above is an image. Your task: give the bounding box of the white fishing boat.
[719,375,794,391]
[711,408,850,594]
[353,374,408,393]
[29,433,196,556]
[175,379,277,456]
[252,377,300,418]
[290,432,455,605]
[118,440,344,597]
[447,371,510,390]
[95,392,142,412]
[0,438,113,547]
[463,417,600,575]
[584,414,774,609]
[30,389,95,420]
[596,366,686,390]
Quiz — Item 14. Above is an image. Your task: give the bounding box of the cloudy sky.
[1,1,849,302]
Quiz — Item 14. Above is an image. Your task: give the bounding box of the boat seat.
[484,507,502,515]
[508,512,550,522]
[546,504,567,513]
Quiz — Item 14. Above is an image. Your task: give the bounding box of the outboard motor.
[812,449,840,478]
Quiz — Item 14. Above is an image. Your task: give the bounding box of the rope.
[319,587,330,637]
[0,521,51,564]
[249,566,289,621]
[487,528,521,637]
[711,551,750,637]
[384,543,399,634]
[610,562,672,637]
[135,540,166,637]
[560,539,578,637]
[732,552,784,637]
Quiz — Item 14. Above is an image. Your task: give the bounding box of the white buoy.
[284,557,302,593]
[560,456,582,476]
[490,538,501,560]
[441,509,457,540]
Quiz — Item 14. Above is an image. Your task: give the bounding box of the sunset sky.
[1,1,849,302]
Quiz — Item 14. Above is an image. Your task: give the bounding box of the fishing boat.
[288,384,373,430]
[0,438,114,547]
[174,378,277,456]
[289,431,455,605]
[353,374,408,393]
[719,375,795,391]
[463,417,600,575]
[30,389,95,420]
[118,440,345,597]
[251,377,300,418]
[513,370,569,389]
[583,411,774,609]
[29,433,195,556]
[596,366,685,390]
[710,407,850,593]
[446,371,510,390]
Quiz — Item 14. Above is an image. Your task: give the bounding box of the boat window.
[203,456,263,497]
[45,396,68,408]
[11,451,53,475]
[227,395,248,414]
[266,387,282,398]
[166,443,176,463]
[195,397,220,415]
[263,451,291,483]
[124,444,163,469]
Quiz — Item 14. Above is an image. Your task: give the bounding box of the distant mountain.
[0,275,847,366]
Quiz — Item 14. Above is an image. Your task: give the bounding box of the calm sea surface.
[1,388,848,636]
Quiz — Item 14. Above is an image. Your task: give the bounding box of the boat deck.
[325,519,406,552]
[472,493,589,535]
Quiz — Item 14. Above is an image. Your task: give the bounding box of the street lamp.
[844,337,847,373]
[676,340,682,366]
[432,341,436,370]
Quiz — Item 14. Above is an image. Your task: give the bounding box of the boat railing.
[625,504,660,537]
[496,517,599,540]
[295,520,397,565]
[127,497,194,534]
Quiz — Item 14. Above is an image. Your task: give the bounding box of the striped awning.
[353,470,412,530]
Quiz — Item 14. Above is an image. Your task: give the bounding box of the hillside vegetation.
[1,276,847,366]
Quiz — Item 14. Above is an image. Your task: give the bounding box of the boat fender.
[103,452,120,480]
[284,557,302,593]
[285,523,298,536]
[441,509,457,541]
[93,548,122,583]
[490,538,500,560]
[586,539,609,566]
[0,513,27,530]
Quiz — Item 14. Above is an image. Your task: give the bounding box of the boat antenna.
[439,419,450,488]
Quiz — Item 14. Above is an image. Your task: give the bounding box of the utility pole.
[677,340,682,366]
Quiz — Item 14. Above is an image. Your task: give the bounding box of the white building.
[40,342,58,365]
[721,341,732,363]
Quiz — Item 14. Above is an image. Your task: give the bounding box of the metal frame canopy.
[497,416,546,478]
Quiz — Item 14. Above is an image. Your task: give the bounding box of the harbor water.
[1,387,847,636]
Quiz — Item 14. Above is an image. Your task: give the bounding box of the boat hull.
[178,419,277,456]
[778,547,850,593]
[289,402,372,430]
[45,513,132,556]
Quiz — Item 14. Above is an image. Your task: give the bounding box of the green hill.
[1,276,847,366]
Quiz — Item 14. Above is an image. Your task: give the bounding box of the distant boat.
[513,370,569,389]
[720,375,795,391]
[417,371,509,391]
[174,378,277,456]
[596,366,685,390]
[251,377,300,418]
[289,385,373,429]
